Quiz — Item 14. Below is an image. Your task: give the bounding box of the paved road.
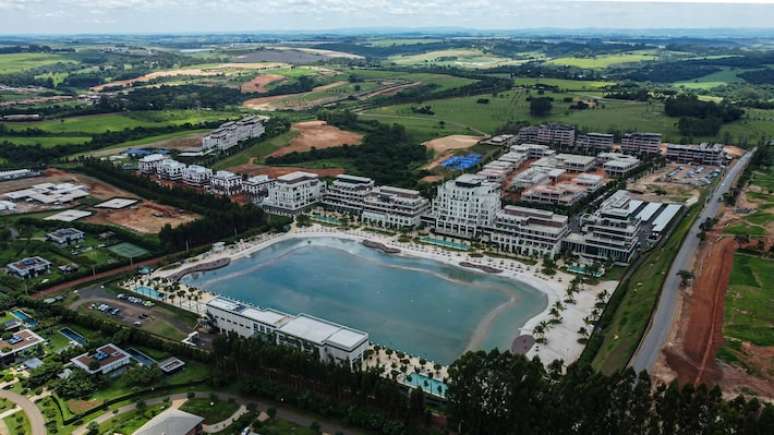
[631,150,755,373]
[0,390,46,435]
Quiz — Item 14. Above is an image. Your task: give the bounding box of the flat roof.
[278,314,368,350]
[207,297,291,327]
[72,343,130,371]
[95,198,138,209]
[277,171,319,182]
[44,210,92,222]
[653,204,682,232]
[636,202,663,222]
[0,329,44,357]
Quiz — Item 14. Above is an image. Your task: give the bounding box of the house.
[46,228,85,245]
[70,343,131,375]
[157,159,187,181]
[6,256,52,279]
[0,329,45,365]
[600,153,641,177]
[135,408,204,435]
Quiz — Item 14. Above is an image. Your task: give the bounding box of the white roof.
[278,171,318,182]
[44,210,92,222]
[95,198,138,209]
[278,314,367,350]
[636,202,662,222]
[140,154,169,162]
[653,204,682,232]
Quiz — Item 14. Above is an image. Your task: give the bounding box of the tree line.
[664,94,744,137]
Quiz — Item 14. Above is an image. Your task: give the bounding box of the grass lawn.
[99,403,168,434]
[348,69,477,92]
[252,418,319,435]
[76,129,211,158]
[0,52,77,74]
[287,158,359,173]
[546,52,657,69]
[514,77,613,91]
[673,67,751,90]
[724,222,767,237]
[0,110,240,135]
[0,136,91,147]
[3,411,30,435]
[180,397,239,424]
[212,130,297,170]
[592,201,703,374]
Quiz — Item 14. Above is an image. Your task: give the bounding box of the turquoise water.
[135,286,161,299]
[405,373,448,398]
[182,237,546,364]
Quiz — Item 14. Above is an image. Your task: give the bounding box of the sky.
[1,0,774,34]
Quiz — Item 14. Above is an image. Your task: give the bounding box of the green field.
[180,397,239,424]
[99,404,168,434]
[546,52,657,69]
[212,130,297,170]
[514,77,613,91]
[592,201,703,374]
[3,411,30,435]
[78,129,210,158]
[674,68,750,90]
[0,135,91,147]
[0,110,240,134]
[718,254,774,367]
[0,52,77,74]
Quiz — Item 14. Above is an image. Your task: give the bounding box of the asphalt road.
[0,390,46,435]
[630,150,754,373]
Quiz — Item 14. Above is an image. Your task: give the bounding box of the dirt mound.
[270,121,362,157]
[241,74,286,93]
[87,201,198,234]
[422,135,483,169]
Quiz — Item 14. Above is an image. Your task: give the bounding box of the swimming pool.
[311,214,342,225]
[419,237,470,251]
[59,327,87,346]
[404,373,448,398]
[135,286,161,299]
[126,347,157,367]
[12,310,37,327]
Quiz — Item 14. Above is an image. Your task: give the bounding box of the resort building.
[482,134,516,147]
[322,175,375,215]
[0,169,36,182]
[522,183,587,207]
[262,171,323,216]
[574,173,606,191]
[497,151,529,166]
[157,159,187,181]
[138,154,170,174]
[575,132,614,152]
[243,175,274,200]
[209,170,243,196]
[533,153,598,172]
[361,186,430,229]
[6,256,52,279]
[433,174,501,239]
[201,116,267,154]
[510,144,555,159]
[600,153,641,177]
[206,297,369,369]
[487,206,570,257]
[517,126,540,144]
[511,166,566,190]
[621,132,662,155]
[0,201,15,212]
[46,228,85,245]
[564,190,643,265]
[665,143,724,166]
[182,165,213,186]
[536,124,576,147]
[3,182,89,205]
[135,409,204,435]
[71,343,132,375]
[0,329,45,365]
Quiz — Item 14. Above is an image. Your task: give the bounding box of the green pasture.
[0,52,77,74]
[546,52,657,69]
[212,130,297,170]
[0,136,91,147]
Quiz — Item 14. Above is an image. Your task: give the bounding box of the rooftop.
[278,314,368,350]
[277,171,319,183]
[134,408,204,435]
[0,329,44,357]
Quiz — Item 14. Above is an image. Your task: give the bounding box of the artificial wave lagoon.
[182,237,547,364]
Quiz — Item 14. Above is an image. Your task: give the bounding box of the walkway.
[0,390,46,435]
[630,150,754,373]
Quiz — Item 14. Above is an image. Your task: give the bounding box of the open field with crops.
[546,52,658,69]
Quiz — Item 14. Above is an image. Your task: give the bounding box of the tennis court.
[108,242,150,258]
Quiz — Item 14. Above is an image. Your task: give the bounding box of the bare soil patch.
[0,168,134,200]
[240,74,286,93]
[92,63,286,91]
[270,121,363,157]
[242,81,348,111]
[422,135,484,169]
[86,201,199,234]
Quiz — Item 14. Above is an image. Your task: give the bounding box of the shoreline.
[150,224,616,366]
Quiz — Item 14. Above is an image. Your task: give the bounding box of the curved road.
[630,150,754,373]
[0,390,46,435]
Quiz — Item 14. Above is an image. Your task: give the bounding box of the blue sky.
[1,1,773,34]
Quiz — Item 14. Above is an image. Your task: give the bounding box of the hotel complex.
[432,174,501,239]
[666,143,725,166]
[201,116,267,154]
[262,172,324,216]
[621,132,662,155]
[488,206,570,257]
[206,297,369,368]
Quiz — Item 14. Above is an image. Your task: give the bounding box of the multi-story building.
[182,165,213,186]
[361,186,430,229]
[138,154,169,174]
[563,190,643,265]
[533,153,598,172]
[599,153,641,177]
[517,126,540,144]
[262,171,323,216]
[497,151,529,167]
[206,297,369,369]
[46,228,85,245]
[482,134,516,147]
[575,133,614,152]
[433,174,501,239]
[510,166,565,190]
[322,175,375,215]
[666,143,724,166]
[574,173,605,191]
[209,170,243,196]
[243,175,274,200]
[621,132,662,155]
[510,144,555,159]
[157,159,186,181]
[521,183,587,207]
[201,116,267,154]
[536,124,576,147]
[487,206,570,257]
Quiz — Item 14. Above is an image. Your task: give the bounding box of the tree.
[677,270,695,287]
[530,97,553,117]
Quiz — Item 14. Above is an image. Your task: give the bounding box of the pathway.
[0,390,46,435]
[630,150,754,373]
[202,404,247,433]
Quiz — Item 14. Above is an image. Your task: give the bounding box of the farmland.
[546,52,658,69]
[388,48,524,69]
[0,52,77,74]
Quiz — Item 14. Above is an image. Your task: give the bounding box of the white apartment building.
[182,165,213,186]
[433,174,501,239]
[262,171,323,216]
[138,154,169,174]
[361,186,430,229]
[243,175,274,200]
[600,153,641,177]
[487,206,570,257]
[210,170,243,196]
[322,175,375,215]
[497,152,529,166]
[536,124,576,147]
[563,190,643,265]
[621,132,662,155]
[510,144,555,159]
[574,173,605,191]
[533,153,598,172]
[206,297,369,369]
[576,133,614,151]
[666,143,724,166]
[201,116,267,154]
[522,183,587,207]
[157,159,186,181]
